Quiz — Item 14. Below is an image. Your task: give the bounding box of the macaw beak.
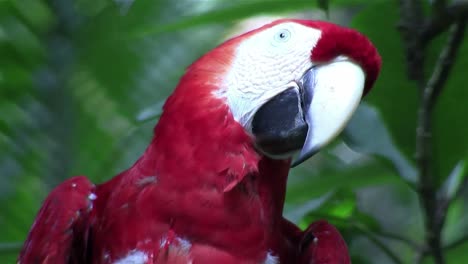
[251,59,366,166]
[292,59,366,166]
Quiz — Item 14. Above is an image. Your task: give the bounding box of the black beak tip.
[290,147,320,168]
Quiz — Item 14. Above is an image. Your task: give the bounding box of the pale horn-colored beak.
[292,58,366,167]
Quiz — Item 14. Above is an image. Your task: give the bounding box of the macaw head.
[161,19,381,168]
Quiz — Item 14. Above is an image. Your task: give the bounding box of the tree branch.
[398,0,467,263]
[424,19,468,108]
[397,0,426,82]
[422,1,468,43]
[421,230,468,259]
[415,17,467,264]
[433,0,447,15]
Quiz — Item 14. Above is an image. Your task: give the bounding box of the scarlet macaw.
[19,19,381,263]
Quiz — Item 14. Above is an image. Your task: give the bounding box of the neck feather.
[133,69,292,257]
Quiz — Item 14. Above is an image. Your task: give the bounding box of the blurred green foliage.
[1,0,467,263]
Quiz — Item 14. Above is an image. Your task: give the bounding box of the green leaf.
[297,190,357,229]
[296,190,383,233]
[325,198,355,219]
[11,0,54,34]
[445,241,468,264]
[442,197,466,247]
[132,0,390,38]
[285,191,334,223]
[287,160,401,204]
[0,242,22,255]
[352,210,382,232]
[69,0,229,178]
[136,100,165,122]
[352,2,418,168]
[0,64,32,95]
[331,0,386,6]
[1,16,45,67]
[344,103,417,183]
[133,0,319,37]
[438,160,466,201]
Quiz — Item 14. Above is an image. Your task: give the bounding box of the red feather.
[18,176,95,263]
[300,220,351,264]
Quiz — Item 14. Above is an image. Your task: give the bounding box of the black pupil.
[279,32,286,38]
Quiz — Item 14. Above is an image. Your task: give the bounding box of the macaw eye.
[274,29,291,43]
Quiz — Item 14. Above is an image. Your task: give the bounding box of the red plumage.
[19,19,380,263]
[299,220,351,264]
[19,176,95,263]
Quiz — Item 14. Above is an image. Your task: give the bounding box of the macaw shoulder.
[18,176,96,263]
[30,175,96,230]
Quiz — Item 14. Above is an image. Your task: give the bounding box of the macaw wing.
[299,220,351,264]
[18,176,96,264]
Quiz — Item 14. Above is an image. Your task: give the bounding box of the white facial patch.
[113,250,148,264]
[217,22,322,130]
